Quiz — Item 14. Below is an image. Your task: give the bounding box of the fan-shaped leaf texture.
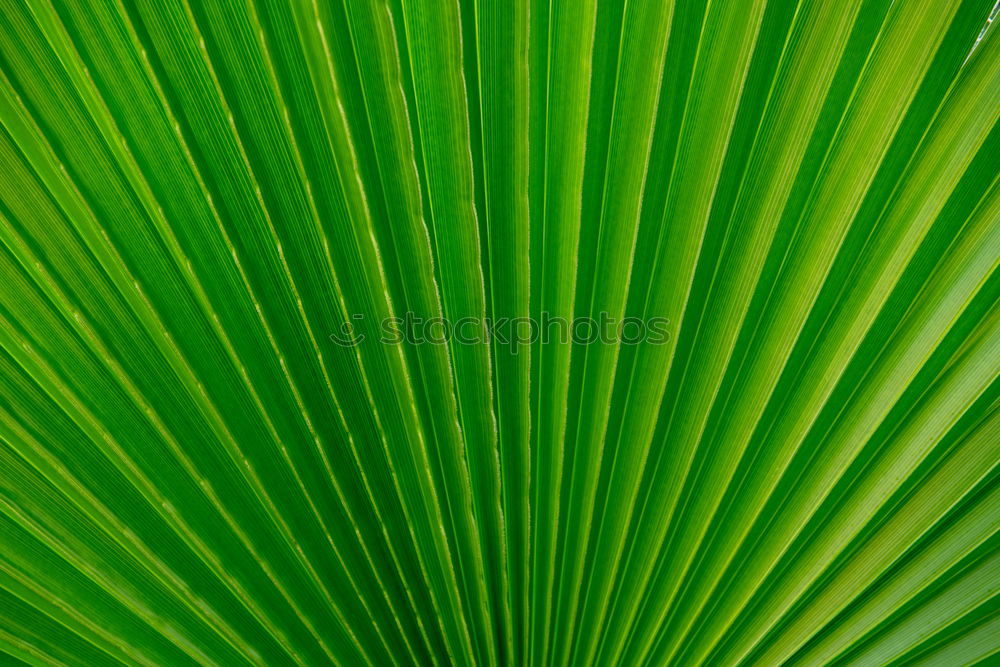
[0,0,998,664]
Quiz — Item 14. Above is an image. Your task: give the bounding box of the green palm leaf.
[0,0,997,664]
